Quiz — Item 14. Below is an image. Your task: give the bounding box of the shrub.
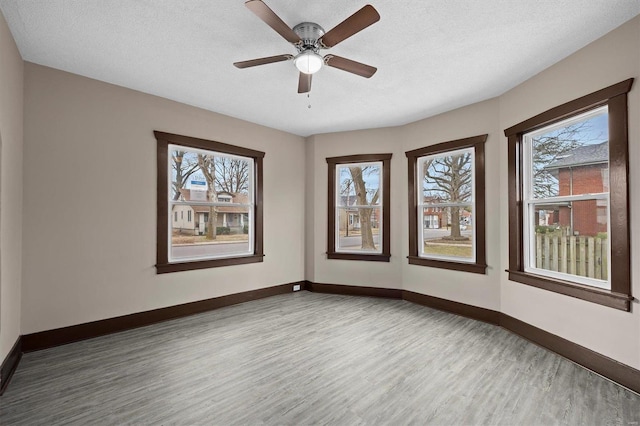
[535,225,558,234]
[243,224,248,234]
[216,226,231,235]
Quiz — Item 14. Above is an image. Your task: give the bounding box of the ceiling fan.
[233,0,380,93]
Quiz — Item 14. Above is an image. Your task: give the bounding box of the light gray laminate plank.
[1,292,639,425]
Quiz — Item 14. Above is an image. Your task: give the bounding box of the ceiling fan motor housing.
[293,22,325,52]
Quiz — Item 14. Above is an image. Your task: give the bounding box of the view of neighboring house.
[173,189,249,235]
[543,141,608,236]
[338,195,380,234]
[423,197,444,229]
[422,197,472,229]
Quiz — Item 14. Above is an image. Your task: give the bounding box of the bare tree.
[171,150,199,200]
[340,178,353,237]
[348,166,379,250]
[532,122,593,198]
[215,158,249,194]
[197,154,218,239]
[423,153,472,239]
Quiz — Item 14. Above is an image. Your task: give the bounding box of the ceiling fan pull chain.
[308,93,311,109]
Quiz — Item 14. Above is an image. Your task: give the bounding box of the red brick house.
[421,197,471,229]
[422,197,444,229]
[545,141,608,236]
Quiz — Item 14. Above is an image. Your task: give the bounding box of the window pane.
[337,207,381,251]
[530,108,608,199]
[421,149,473,204]
[171,205,251,261]
[169,144,254,263]
[421,206,473,260]
[337,163,381,206]
[528,202,608,282]
[171,148,251,202]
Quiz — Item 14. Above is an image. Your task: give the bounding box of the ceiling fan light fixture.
[294,50,323,74]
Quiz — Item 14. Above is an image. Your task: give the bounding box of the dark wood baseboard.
[305,283,498,325]
[500,314,640,394]
[0,336,22,396]
[305,282,640,395]
[8,280,640,397]
[403,290,500,325]
[22,282,303,353]
[305,281,403,299]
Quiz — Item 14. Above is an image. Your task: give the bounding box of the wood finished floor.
[1,292,639,425]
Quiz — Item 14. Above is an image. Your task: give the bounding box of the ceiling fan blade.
[234,54,293,69]
[298,72,312,93]
[245,0,301,44]
[325,55,377,78]
[318,5,380,48]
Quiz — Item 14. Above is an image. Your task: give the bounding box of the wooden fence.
[535,233,608,280]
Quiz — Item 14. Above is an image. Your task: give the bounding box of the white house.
[172,189,249,235]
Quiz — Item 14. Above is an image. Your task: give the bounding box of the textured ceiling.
[1,1,639,137]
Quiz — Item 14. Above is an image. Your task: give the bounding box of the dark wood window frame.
[406,135,488,274]
[326,153,392,262]
[503,79,634,311]
[155,131,265,274]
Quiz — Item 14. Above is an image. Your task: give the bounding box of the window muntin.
[522,107,610,289]
[335,161,383,254]
[417,147,476,263]
[168,144,254,263]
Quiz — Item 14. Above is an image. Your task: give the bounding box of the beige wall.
[306,127,403,288]
[21,63,305,334]
[306,100,502,310]
[0,11,23,362]
[6,9,639,374]
[306,16,640,369]
[401,99,501,311]
[498,16,640,369]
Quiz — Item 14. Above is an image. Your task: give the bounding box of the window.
[155,131,264,273]
[326,154,392,262]
[523,107,610,288]
[406,135,487,274]
[504,79,633,311]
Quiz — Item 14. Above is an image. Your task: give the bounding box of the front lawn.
[423,242,472,258]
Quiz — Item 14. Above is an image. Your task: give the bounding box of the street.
[171,229,471,257]
[339,234,380,249]
[172,241,250,259]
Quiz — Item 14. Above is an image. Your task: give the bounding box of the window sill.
[408,256,487,274]
[506,269,633,311]
[327,252,391,262]
[156,254,264,274]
